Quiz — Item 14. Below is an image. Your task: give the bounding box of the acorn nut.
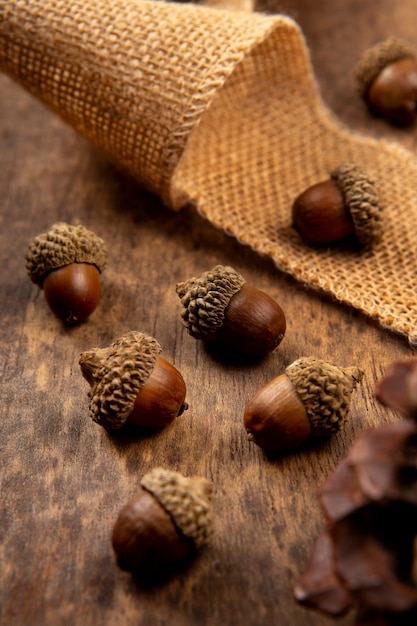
[244,356,364,452]
[112,467,213,580]
[79,331,188,430]
[25,222,107,324]
[355,36,417,124]
[176,265,286,357]
[292,163,381,247]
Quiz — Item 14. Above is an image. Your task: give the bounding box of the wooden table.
[1,1,416,624]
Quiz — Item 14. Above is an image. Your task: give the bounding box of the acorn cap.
[25,222,108,286]
[355,36,417,98]
[330,162,381,246]
[285,356,364,436]
[79,331,161,430]
[141,467,213,549]
[176,265,246,341]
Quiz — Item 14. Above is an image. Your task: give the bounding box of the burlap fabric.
[1,0,417,342]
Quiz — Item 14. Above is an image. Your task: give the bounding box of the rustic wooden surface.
[1,1,416,625]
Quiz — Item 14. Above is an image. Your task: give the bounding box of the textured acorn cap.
[141,467,213,549]
[331,162,381,246]
[25,222,108,286]
[285,356,364,436]
[355,36,417,98]
[176,265,246,341]
[79,331,161,430]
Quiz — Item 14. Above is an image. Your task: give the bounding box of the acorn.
[244,356,364,453]
[79,331,188,430]
[176,265,286,357]
[25,222,107,324]
[355,36,417,125]
[292,163,381,247]
[112,467,213,580]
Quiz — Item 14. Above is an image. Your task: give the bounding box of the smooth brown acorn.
[79,331,188,430]
[355,36,417,125]
[112,467,213,580]
[292,163,381,246]
[25,222,107,324]
[176,265,286,357]
[244,356,363,453]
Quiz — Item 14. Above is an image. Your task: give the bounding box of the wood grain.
[1,1,416,625]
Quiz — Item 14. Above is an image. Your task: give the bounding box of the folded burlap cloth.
[1,0,417,342]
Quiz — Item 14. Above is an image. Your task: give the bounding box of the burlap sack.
[1,0,417,342]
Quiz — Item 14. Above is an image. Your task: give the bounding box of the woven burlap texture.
[1,0,417,342]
